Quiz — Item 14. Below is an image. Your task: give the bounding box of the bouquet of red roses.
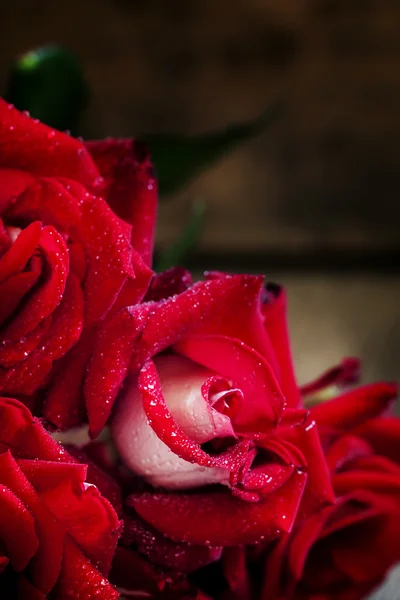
[0,100,398,600]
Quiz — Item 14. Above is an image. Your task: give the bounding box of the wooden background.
[1,0,399,385]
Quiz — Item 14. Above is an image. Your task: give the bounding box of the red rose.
[0,396,122,598]
[262,380,399,600]
[92,269,334,575]
[0,100,156,427]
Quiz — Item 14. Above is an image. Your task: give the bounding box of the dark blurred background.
[1,0,399,386]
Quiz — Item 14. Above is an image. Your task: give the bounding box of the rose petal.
[152,354,235,442]
[122,514,222,572]
[17,577,47,600]
[0,451,64,591]
[333,470,400,497]
[0,270,40,326]
[69,182,135,324]
[325,435,373,473]
[0,483,38,571]
[174,335,285,435]
[2,226,69,340]
[300,357,361,398]
[0,220,42,283]
[144,267,193,302]
[129,275,279,374]
[53,538,119,600]
[109,250,153,313]
[330,511,400,584]
[85,139,157,266]
[353,417,400,463]
[223,547,250,598]
[0,100,99,186]
[0,319,52,369]
[0,396,73,462]
[109,546,165,597]
[129,468,307,546]
[85,308,145,438]
[261,415,335,517]
[16,459,87,493]
[261,283,300,408]
[136,359,250,475]
[43,328,95,430]
[39,475,121,575]
[234,463,295,502]
[0,168,35,214]
[66,445,123,516]
[287,506,332,581]
[0,273,84,395]
[7,175,139,325]
[112,355,237,490]
[310,382,398,431]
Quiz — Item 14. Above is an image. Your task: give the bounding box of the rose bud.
[105,270,333,554]
[112,353,241,490]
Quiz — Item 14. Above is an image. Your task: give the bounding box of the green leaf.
[156,199,206,271]
[143,101,283,196]
[4,45,88,133]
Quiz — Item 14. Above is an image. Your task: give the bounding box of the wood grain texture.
[1,0,399,254]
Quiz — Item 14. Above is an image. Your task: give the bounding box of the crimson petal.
[353,417,400,463]
[0,221,42,283]
[2,225,69,340]
[174,335,285,435]
[129,468,307,546]
[85,139,158,266]
[43,328,95,430]
[261,284,300,408]
[129,275,279,373]
[0,484,38,571]
[310,382,398,431]
[0,273,84,395]
[0,270,40,326]
[17,578,47,600]
[122,514,222,573]
[300,357,361,397]
[39,476,121,575]
[0,451,65,593]
[0,100,99,186]
[0,396,73,462]
[139,359,250,472]
[85,308,144,438]
[54,539,119,600]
